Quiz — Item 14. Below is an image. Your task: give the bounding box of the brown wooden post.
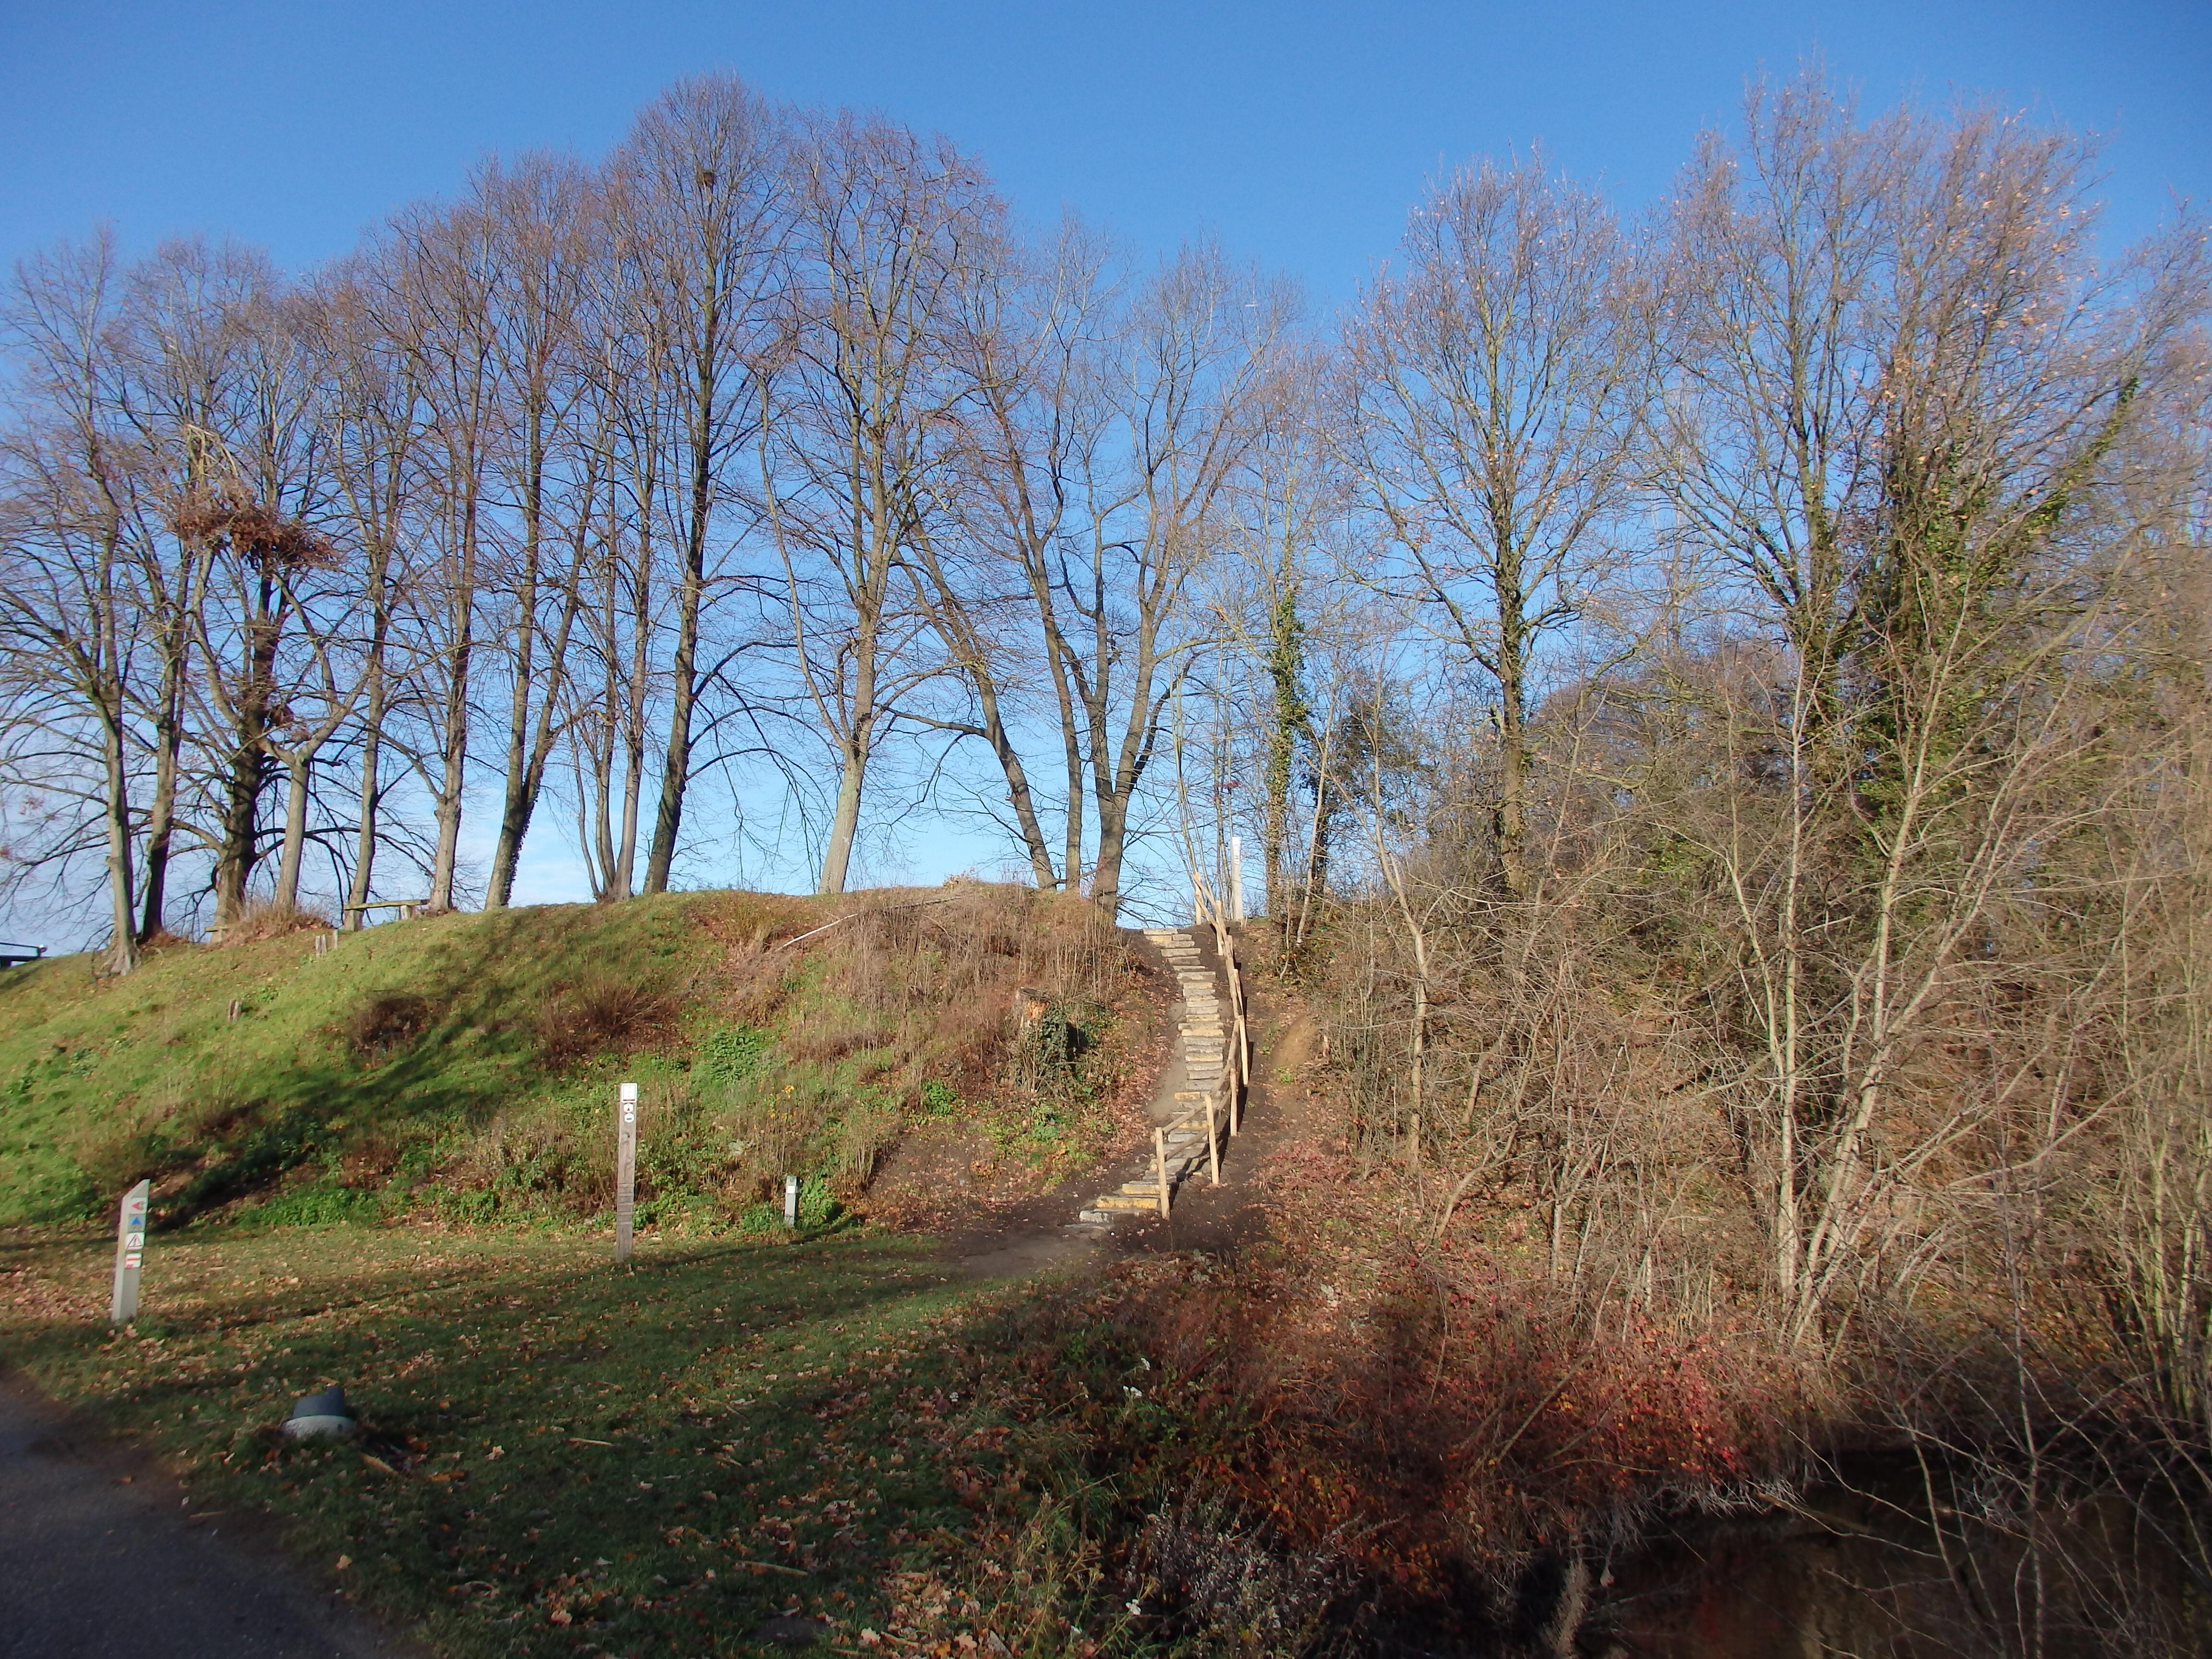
[1206,1092,1220,1185]
[615,1081,637,1262]
[1153,1128,1170,1217]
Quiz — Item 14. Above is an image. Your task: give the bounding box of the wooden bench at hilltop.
[200,899,432,944]
[342,898,431,925]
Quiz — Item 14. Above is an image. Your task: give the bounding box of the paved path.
[0,1368,422,1659]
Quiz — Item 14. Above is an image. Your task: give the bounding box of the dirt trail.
[0,1365,425,1658]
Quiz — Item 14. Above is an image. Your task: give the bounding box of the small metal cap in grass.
[751,1614,829,1647]
[281,1384,360,1440]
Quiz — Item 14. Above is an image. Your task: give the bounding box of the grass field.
[0,888,1179,1656]
[0,1217,1127,1657]
[0,885,1142,1233]
[0,893,758,1225]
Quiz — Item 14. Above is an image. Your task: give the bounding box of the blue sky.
[4,0,2207,928]
[6,0,2207,311]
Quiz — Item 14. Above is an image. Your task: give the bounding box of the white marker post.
[783,1174,800,1230]
[1229,836,1245,923]
[615,1082,637,1263]
[110,1179,150,1325]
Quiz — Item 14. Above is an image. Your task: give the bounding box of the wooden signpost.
[110,1178,149,1324]
[615,1082,637,1262]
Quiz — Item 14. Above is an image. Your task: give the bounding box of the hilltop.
[0,883,1161,1235]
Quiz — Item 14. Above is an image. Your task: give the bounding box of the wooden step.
[1093,1194,1158,1211]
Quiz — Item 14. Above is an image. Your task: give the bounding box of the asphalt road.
[0,1367,423,1659]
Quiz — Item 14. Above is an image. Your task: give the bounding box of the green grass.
[0,1222,1058,1656]
[0,888,1175,1655]
[0,892,779,1226]
[0,884,1137,1233]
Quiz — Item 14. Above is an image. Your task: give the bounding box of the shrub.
[535,971,674,1065]
[348,993,431,1058]
[220,899,336,944]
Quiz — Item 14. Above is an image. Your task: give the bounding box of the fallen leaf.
[360,1453,397,1476]
[335,1555,352,1571]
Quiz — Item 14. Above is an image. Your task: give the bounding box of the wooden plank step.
[1093,1194,1157,1211]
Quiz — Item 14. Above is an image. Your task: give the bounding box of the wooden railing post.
[1154,1128,1171,1217]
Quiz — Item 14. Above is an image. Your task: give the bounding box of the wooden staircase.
[1070,916,1250,1230]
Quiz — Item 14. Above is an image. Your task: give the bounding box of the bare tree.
[609,73,788,895]
[759,109,1001,894]
[1342,151,1648,898]
[1074,244,1292,915]
[0,234,148,968]
[477,155,603,909]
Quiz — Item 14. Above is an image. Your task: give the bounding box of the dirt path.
[0,1366,425,1659]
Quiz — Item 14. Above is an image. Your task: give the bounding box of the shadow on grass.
[0,1225,999,1658]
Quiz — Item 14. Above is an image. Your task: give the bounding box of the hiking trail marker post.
[110,1178,149,1324]
[615,1082,637,1263]
[783,1174,800,1229]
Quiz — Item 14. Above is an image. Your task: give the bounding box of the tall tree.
[1342,153,1647,898]
[762,109,994,894]
[610,73,788,895]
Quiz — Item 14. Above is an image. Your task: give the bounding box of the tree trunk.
[344,572,390,929]
[272,753,312,910]
[429,650,470,911]
[1494,544,1531,897]
[213,737,264,926]
[136,631,186,943]
[1261,587,1306,920]
[645,390,715,895]
[98,691,137,974]
[816,634,878,894]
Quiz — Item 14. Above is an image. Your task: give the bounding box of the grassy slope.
[0,887,1178,1657]
[0,884,1145,1231]
[0,891,775,1226]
